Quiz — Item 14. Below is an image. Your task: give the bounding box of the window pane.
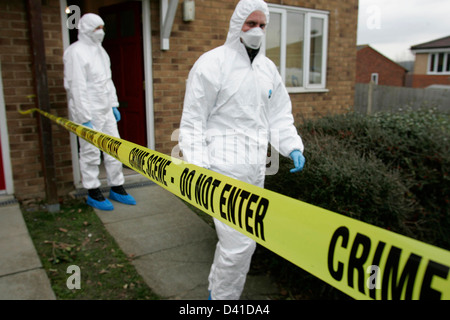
[286,12,304,87]
[121,10,135,37]
[309,17,324,84]
[437,53,444,72]
[266,12,281,72]
[447,53,450,72]
[429,53,435,72]
[103,13,118,40]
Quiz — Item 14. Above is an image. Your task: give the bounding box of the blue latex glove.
[290,150,305,173]
[113,107,121,122]
[82,121,93,129]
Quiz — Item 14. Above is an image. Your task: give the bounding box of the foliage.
[261,108,450,299]
[22,198,159,300]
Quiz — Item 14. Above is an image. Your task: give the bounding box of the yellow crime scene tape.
[21,108,450,300]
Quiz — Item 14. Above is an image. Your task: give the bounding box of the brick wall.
[0,0,72,200]
[410,74,450,88]
[0,0,358,200]
[150,0,235,153]
[356,46,406,87]
[151,0,359,155]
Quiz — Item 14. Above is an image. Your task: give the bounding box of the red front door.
[100,1,147,147]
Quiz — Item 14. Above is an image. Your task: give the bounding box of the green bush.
[261,109,450,299]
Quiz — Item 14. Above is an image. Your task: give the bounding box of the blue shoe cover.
[208,290,212,300]
[87,195,114,211]
[109,189,137,205]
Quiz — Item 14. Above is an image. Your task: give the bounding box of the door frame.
[0,62,14,195]
[60,0,155,188]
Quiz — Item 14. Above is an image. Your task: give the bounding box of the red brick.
[1,0,70,199]
[1,0,358,200]
[356,46,407,86]
[410,74,450,88]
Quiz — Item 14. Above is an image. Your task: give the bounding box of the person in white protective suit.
[64,13,136,211]
[179,0,305,300]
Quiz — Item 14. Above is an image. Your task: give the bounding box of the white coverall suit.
[179,0,304,300]
[63,14,124,190]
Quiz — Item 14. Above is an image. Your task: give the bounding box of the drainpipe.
[26,0,60,212]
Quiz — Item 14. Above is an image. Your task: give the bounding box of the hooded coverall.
[63,13,124,190]
[179,0,304,300]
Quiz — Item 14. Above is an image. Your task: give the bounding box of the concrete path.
[0,199,55,300]
[94,183,280,300]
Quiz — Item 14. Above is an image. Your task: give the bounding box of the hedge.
[259,108,449,299]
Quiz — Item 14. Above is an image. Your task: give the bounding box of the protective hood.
[225,0,269,49]
[77,13,105,45]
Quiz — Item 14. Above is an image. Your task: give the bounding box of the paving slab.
[0,203,55,300]
[94,183,280,300]
[0,268,55,300]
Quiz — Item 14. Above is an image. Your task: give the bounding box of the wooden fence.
[354,83,450,114]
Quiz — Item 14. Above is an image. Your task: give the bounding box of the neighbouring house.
[0,0,358,202]
[356,45,407,87]
[409,35,450,88]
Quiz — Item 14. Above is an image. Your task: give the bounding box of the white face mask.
[91,29,105,44]
[240,27,265,50]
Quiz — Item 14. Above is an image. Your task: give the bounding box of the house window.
[371,73,379,84]
[428,52,450,74]
[265,4,329,93]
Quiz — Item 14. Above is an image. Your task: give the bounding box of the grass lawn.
[21,198,159,300]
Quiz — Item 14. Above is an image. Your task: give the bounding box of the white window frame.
[371,73,379,84]
[265,4,329,93]
[427,50,450,75]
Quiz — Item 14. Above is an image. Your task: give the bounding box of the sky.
[357,0,450,62]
